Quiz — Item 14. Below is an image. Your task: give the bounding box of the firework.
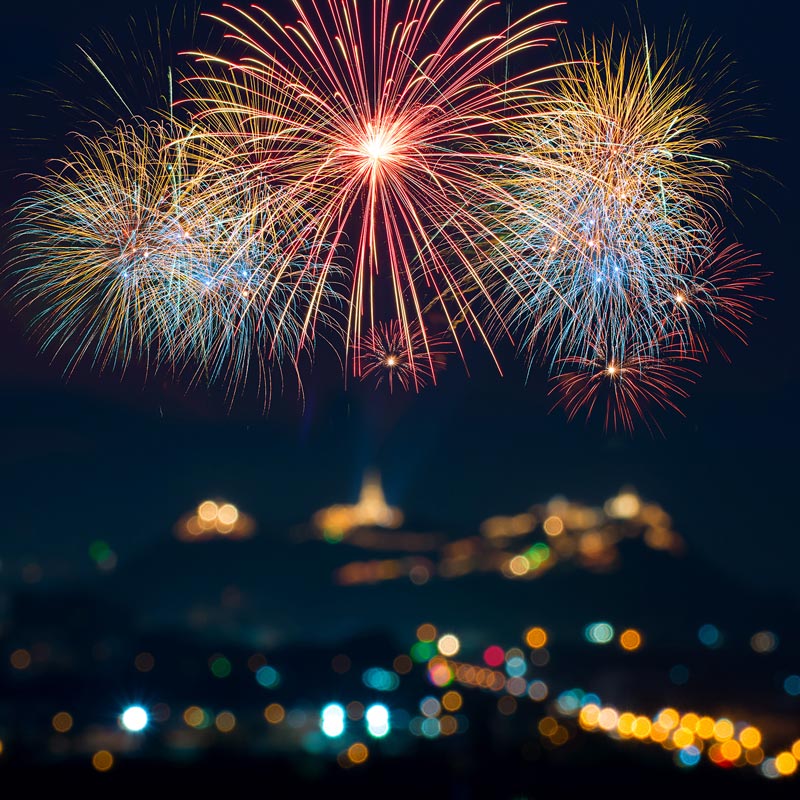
[5,7,766,428]
[360,320,451,392]
[490,33,744,370]
[549,334,699,434]
[10,119,338,399]
[61,6,204,125]
[662,233,767,362]
[182,0,565,379]
[165,175,341,400]
[10,120,191,374]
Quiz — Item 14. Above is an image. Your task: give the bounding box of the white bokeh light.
[320,703,345,738]
[120,705,149,732]
[365,703,390,738]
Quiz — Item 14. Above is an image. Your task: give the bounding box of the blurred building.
[313,472,403,541]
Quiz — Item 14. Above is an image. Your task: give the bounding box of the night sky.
[0,0,797,610]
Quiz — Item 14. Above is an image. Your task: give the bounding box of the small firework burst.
[663,234,767,362]
[360,320,451,392]
[549,335,699,434]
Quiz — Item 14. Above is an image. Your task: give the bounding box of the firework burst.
[360,320,451,392]
[479,30,765,429]
[10,119,338,400]
[549,334,699,434]
[490,33,743,370]
[661,233,767,362]
[4,7,767,429]
[182,0,566,379]
[164,175,342,399]
[10,120,192,374]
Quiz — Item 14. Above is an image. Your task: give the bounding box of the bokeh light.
[256,665,281,688]
[264,704,285,724]
[321,703,346,738]
[347,742,369,765]
[784,675,800,696]
[698,624,722,648]
[215,711,236,733]
[120,705,149,732]
[437,634,460,657]
[619,629,642,651]
[52,712,73,733]
[584,622,614,644]
[525,627,548,649]
[92,751,114,772]
[365,704,390,738]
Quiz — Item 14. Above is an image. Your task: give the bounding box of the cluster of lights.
[175,499,255,541]
[8,619,798,781]
[362,667,400,692]
[564,692,800,779]
[319,701,390,748]
[406,623,798,781]
[696,623,782,655]
[415,625,550,704]
[336,555,435,587]
[182,706,239,733]
[581,622,644,651]
[490,490,683,576]
[328,486,683,587]
[584,622,615,644]
[313,473,404,542]
[320,703,346,737]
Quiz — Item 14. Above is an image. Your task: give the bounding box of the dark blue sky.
[0,0,797,600]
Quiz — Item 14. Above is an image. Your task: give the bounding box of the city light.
[120,705,149,732]
[585,622,615,644]
[365,704,390,738]
[320,703,346,738]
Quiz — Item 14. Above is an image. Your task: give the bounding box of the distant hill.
[93,519,800,656]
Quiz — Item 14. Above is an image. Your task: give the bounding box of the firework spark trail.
[662,234,767,363]
[164,174,341,401]
[181,0,567,382]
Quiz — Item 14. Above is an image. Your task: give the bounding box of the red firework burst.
[360,320,451,392]
[184,0,565,379]
[666,235,768,362]
[549,338,699,434]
